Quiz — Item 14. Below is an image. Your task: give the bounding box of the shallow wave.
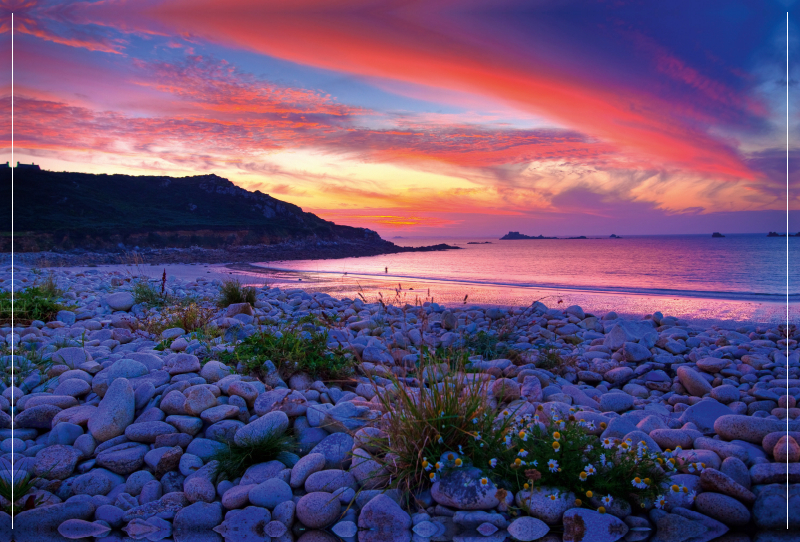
[254,264,799,303]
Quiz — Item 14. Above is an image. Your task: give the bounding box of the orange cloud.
[110,0,760,180]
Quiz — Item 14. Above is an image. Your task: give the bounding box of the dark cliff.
[1,169,386,252]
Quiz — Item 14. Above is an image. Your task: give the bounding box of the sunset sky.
[1,0,798,236]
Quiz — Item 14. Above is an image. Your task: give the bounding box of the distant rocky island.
[712,232,725,238]
[500,231,593,240]
[467,241,492,244]
[767,231,800,237]
[0,169,459,264]
[500,231,559,240]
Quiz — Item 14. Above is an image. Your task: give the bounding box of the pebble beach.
[1,263,798,542]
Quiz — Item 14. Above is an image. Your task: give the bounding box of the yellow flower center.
[598,506,606,514]
[586,491,593,498]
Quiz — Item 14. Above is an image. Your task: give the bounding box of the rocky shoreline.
[0,241,460,268]
[0,265,798,542]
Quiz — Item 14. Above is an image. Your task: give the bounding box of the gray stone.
[649,429,693,450]
[563,508,628,542]
[173,501,224,538]
[358,493,412,536]
[699,468,755,505]
[184,386,218,416]
[88,377,135,443]
[507,516,550,542]
[255,388,308,417]
[305,469,357,493]
[106,292,135,311]
[265,520,288,537]
[678,400,733,434]
[677,366,712,396]
[710,385,740,404]
[166,353,202,375]
[600,393,634,413]
[72,470,115,496]
[34,445,82,480]
[622,342,651,362]
[200,360,231,382]
[166,415,204,436]
[96,442,149,475]
[125,471,156,496]
[14,404,61,430]
[309,432,355,469]
[95,504,125,528]
[322,401,375,433]
[694,492,750,527]
[750,463,800,484]
[144,446,183,476]
[241,460,286,485]
[332,520,358,538]
[249,478,293,509]
[291,453,326,488]
[753,483,800,530]
[714,415,799,444]
[13,501,95,542]
[296,492,341,529]
[58,518,111,539]
[125,421,178,443]
[213,506,271,542]
[720,457,750,489]
[515,487,574,524]
[431,467,500,510]
[52,347,92,369]
[349,447,388,489]
[653,507,728,542]
[234,411,290,446]
[205,419,244,444]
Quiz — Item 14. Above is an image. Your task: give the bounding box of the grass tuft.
[219,326,354,381]
[368,356,510,500]
[210,431,297,481]
[0,466,45,516]
[143,300,217,336]
[0,286,67,325]
[217,279,256,308]
[535,342,580,375]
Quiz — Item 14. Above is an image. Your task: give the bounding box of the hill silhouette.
[1,169,398,253]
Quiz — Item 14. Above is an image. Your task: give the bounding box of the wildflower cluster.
[481,405,671,510]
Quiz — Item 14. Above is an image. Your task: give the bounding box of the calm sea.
[261,234,798,302]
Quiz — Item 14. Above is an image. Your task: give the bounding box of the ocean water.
[262,234,798,302]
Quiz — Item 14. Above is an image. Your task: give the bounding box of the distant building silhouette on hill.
[1,161,41,169]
